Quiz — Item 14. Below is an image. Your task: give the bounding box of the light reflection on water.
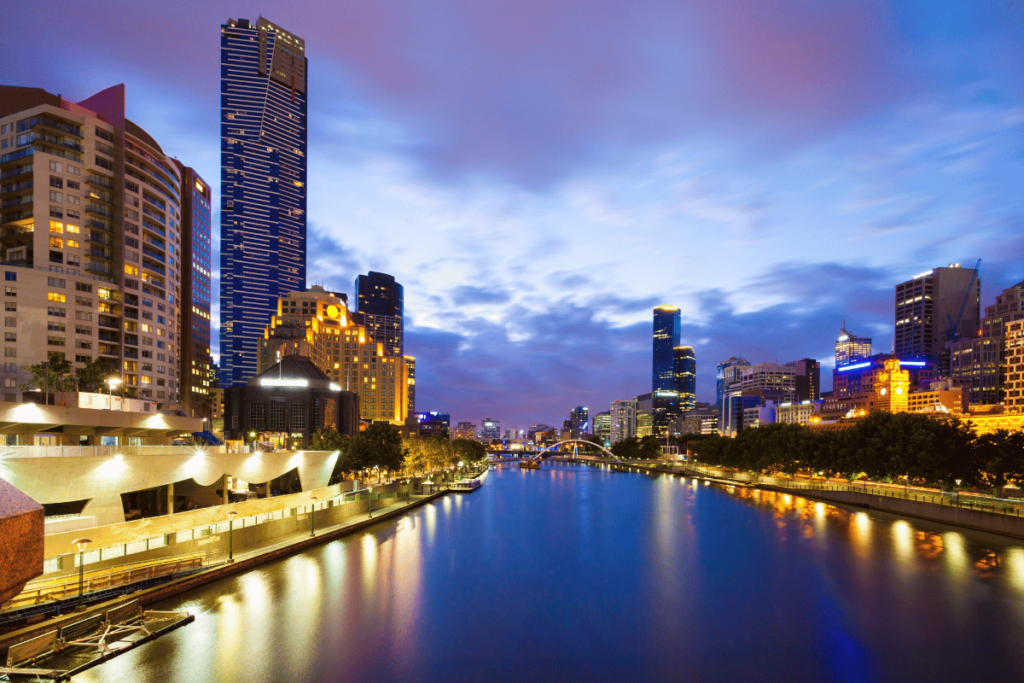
[74,464,1024,683]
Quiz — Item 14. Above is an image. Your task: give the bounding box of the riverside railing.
[685,465,1024,517]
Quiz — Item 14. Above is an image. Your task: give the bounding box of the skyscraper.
[652,306,681,391]
[220,17,308,387]
[610,400,637,444]
[836,319,871,368]
[353,271,404,355]
[673,346,696,411]
[570,406,589,438]
[174,162,212,413]
[786,358,821,402]
[0,85,184,405]
[894,264,979,363]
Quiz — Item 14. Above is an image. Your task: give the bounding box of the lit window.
[49,237,63,248]
[49,221,64,233]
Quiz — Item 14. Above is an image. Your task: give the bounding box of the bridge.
[530,439,623,462]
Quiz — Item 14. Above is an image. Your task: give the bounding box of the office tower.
[353,271,403,355]
[0,85,183,405]
[1004,320,1024,412]
[718,361,793,436]
[673,346,696,411]
[652,305,681,391]
[716,357,750,432]
[220,16,308,388]
[404,355,415,414]
[785,358,821,402]
[174,162,212,413]
[636,391,680,439]
[453,422,477,440]
[570,406,589,438]
[258,286,409,424]
[480,418,500,441]
[894,264,980,362]
[950,278,1024,406]
[836,320,871,368]
[593,411,611,444]
[609,400,636,444]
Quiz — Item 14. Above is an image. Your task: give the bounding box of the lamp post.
[105,377,122,410]
[227,511,237,563]
[73,538,91,608]
[309,496,318,537]
[368,487,374,518]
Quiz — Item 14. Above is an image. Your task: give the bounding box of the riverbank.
[564,458,1024,541]
[0,486,451,655]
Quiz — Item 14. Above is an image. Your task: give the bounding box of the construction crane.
[946,259,981,342]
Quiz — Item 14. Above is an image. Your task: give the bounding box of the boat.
[450,478,483,493]
[519,459,540,470]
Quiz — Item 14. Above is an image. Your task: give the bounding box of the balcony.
[0,195,32,209]
[20,116,83,138]
[142,205,165,224]
[86,204,113,218]
[98,331,120,343]
[85,174,113,188]
[0,180,33,196]
[142,219,165,238]
[86,218,112,232]
[142,247,165,263]
[0,165,32,181]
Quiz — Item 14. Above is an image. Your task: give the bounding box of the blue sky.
[3,0,1023,430]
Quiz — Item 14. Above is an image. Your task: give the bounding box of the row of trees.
[687,411,1024,492]
[23,355,120,394]
[310,423,488,481]
[610,435,665,460]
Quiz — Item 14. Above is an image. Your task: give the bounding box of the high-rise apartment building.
[480,418,500,441]
[353,271,403,355]
[258,286,410,424]
[453,422,477,440]
[1004,320,1024,412]
[716,357,750,432]
[786,358,821,402]
[404,354,415,414]
[836,320,871,368]
[652,306,681,392]
[609,400,636,444]
[0,85,184,405]
[894,264,979,362]
[636,390,680,439]
[593,411,611,444]
[570,406,589,438]
[220,17,308,388]
[673,346,696,411]
[174,162,212,413]
[950,278,1024,406]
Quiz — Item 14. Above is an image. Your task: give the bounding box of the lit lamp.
[105,377,122,410]
[309,496,318,537]
[73,538,91,607]
[227,511,238,563]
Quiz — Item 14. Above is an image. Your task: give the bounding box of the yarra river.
[77,463,1024,682]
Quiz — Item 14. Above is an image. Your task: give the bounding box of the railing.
[0,164,32,180]
[0,180,33,195]
[0,444,221,459]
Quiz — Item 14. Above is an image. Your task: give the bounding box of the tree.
[611,436,641,460]
[451,438,486,465]
[22,354,76,397]
[639,435,663,460]
[348,422,406,475]
[75,358,119,393]
[310,428,349,452]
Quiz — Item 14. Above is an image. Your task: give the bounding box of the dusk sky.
[4,1,1023,430]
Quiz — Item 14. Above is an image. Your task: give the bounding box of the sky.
[3,0,1023,431]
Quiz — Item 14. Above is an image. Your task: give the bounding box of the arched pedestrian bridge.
[529,439,623,462]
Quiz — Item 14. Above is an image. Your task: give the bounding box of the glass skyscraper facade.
[353,271,404,355]
[652,306,681,392]
[673,346,696,411]
[220,17,307,387]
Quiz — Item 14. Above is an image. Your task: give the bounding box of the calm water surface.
[76,464,1024,682]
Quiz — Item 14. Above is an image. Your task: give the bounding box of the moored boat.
[451,478,483,492]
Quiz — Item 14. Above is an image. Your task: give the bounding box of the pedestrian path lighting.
[73,538,91,607]
[227,511,238,563]
[309,496,318,537]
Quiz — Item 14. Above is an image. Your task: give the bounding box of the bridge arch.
[531,439,623,462]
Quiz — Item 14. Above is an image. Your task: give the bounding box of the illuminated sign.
[899,360,927,367]
[837,362,872,372]
[329,383,341,392]
[259,378,309,388]
[911,270,933,280]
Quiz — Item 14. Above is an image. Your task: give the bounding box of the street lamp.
[227,511,237,563]
[73,538,91,608]
[309,496,318,537]
[105,377,122,410]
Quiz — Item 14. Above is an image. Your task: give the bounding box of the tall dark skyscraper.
[652,306,681,391]
[219,17,308,387]
[894,263,979,363]
[353,271,404,355]
[673,346,696,411]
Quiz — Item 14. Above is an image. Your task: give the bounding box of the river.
[75,463,1024,682]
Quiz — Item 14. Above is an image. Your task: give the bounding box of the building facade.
[353,271,403,355]
[453,421,476,441]
[570,405,589,439]
[220,16,308,388]
[593,411,611,444]
[0,85,183,405]
[257,287,411,424]
[652,306,681,392]
[1006,320,1024,412]
[174,162,212,414]
[480,418,500,441]
[894,264,980,362]
[786,358,821,402]
[836,321,871,368]
[609,400,636,444]
[636,390,680,439]
[949,279,1024,407]
[673,346,696,411]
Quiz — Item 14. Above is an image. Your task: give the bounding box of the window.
[4,363,14,372]
[4,318,14,327]
[75,311,92,321]
[66,224,80,233]
[47,292,65,302]
[125,279,138,290]
[49,237,63,248]
[49,207,62,218]
[124,265,139,276]
[47,307,65,317]
[67,239,80,248]
[47,321,65,332]
[4,302,14,312]
[75,296,91,306]
[75,325,91,335]
[5,287,15,296]
[76,341,92,350]
[49,191,62,203]
[49,220,63,233]
[49,175,63,188]
[47,336,65,346]
[250,402,265,430]
[66,180,80,190]
[47,277,65,288]
[5,332,15,342]
[75,282,92,293]
[4,348,15,357]
[125,237,139,249]
[4,272,14,282]
[66,209,79,219]
[68,165,79,176]
[48,160,63,173]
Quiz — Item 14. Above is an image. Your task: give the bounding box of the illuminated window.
[49,221,64,233]
[47,292,66,303]
[67,239,80,248]
[49,237,63,248]
[66,224,80,234]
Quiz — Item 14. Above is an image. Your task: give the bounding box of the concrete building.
[407,411,449,440]
[676,403,718,435]
[480,417,500,441]
[173,162,212,415]
[894,264,980,363]
[776,401,820,425]
[786,358,821,402]
[593,411,611,444]
[453,421,476,440]
[224,355,359,450]
[1006,319,1024,413]
[609,400,636,444]
[833,354,934,398]
[220,16,308,389]
[0,85,185,406]
[257,286,411,425]
[949,279,1024,407]
[718,361,796,436]
[652,306,680,392]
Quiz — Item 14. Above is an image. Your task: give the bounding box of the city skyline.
[4,1,1022,427]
